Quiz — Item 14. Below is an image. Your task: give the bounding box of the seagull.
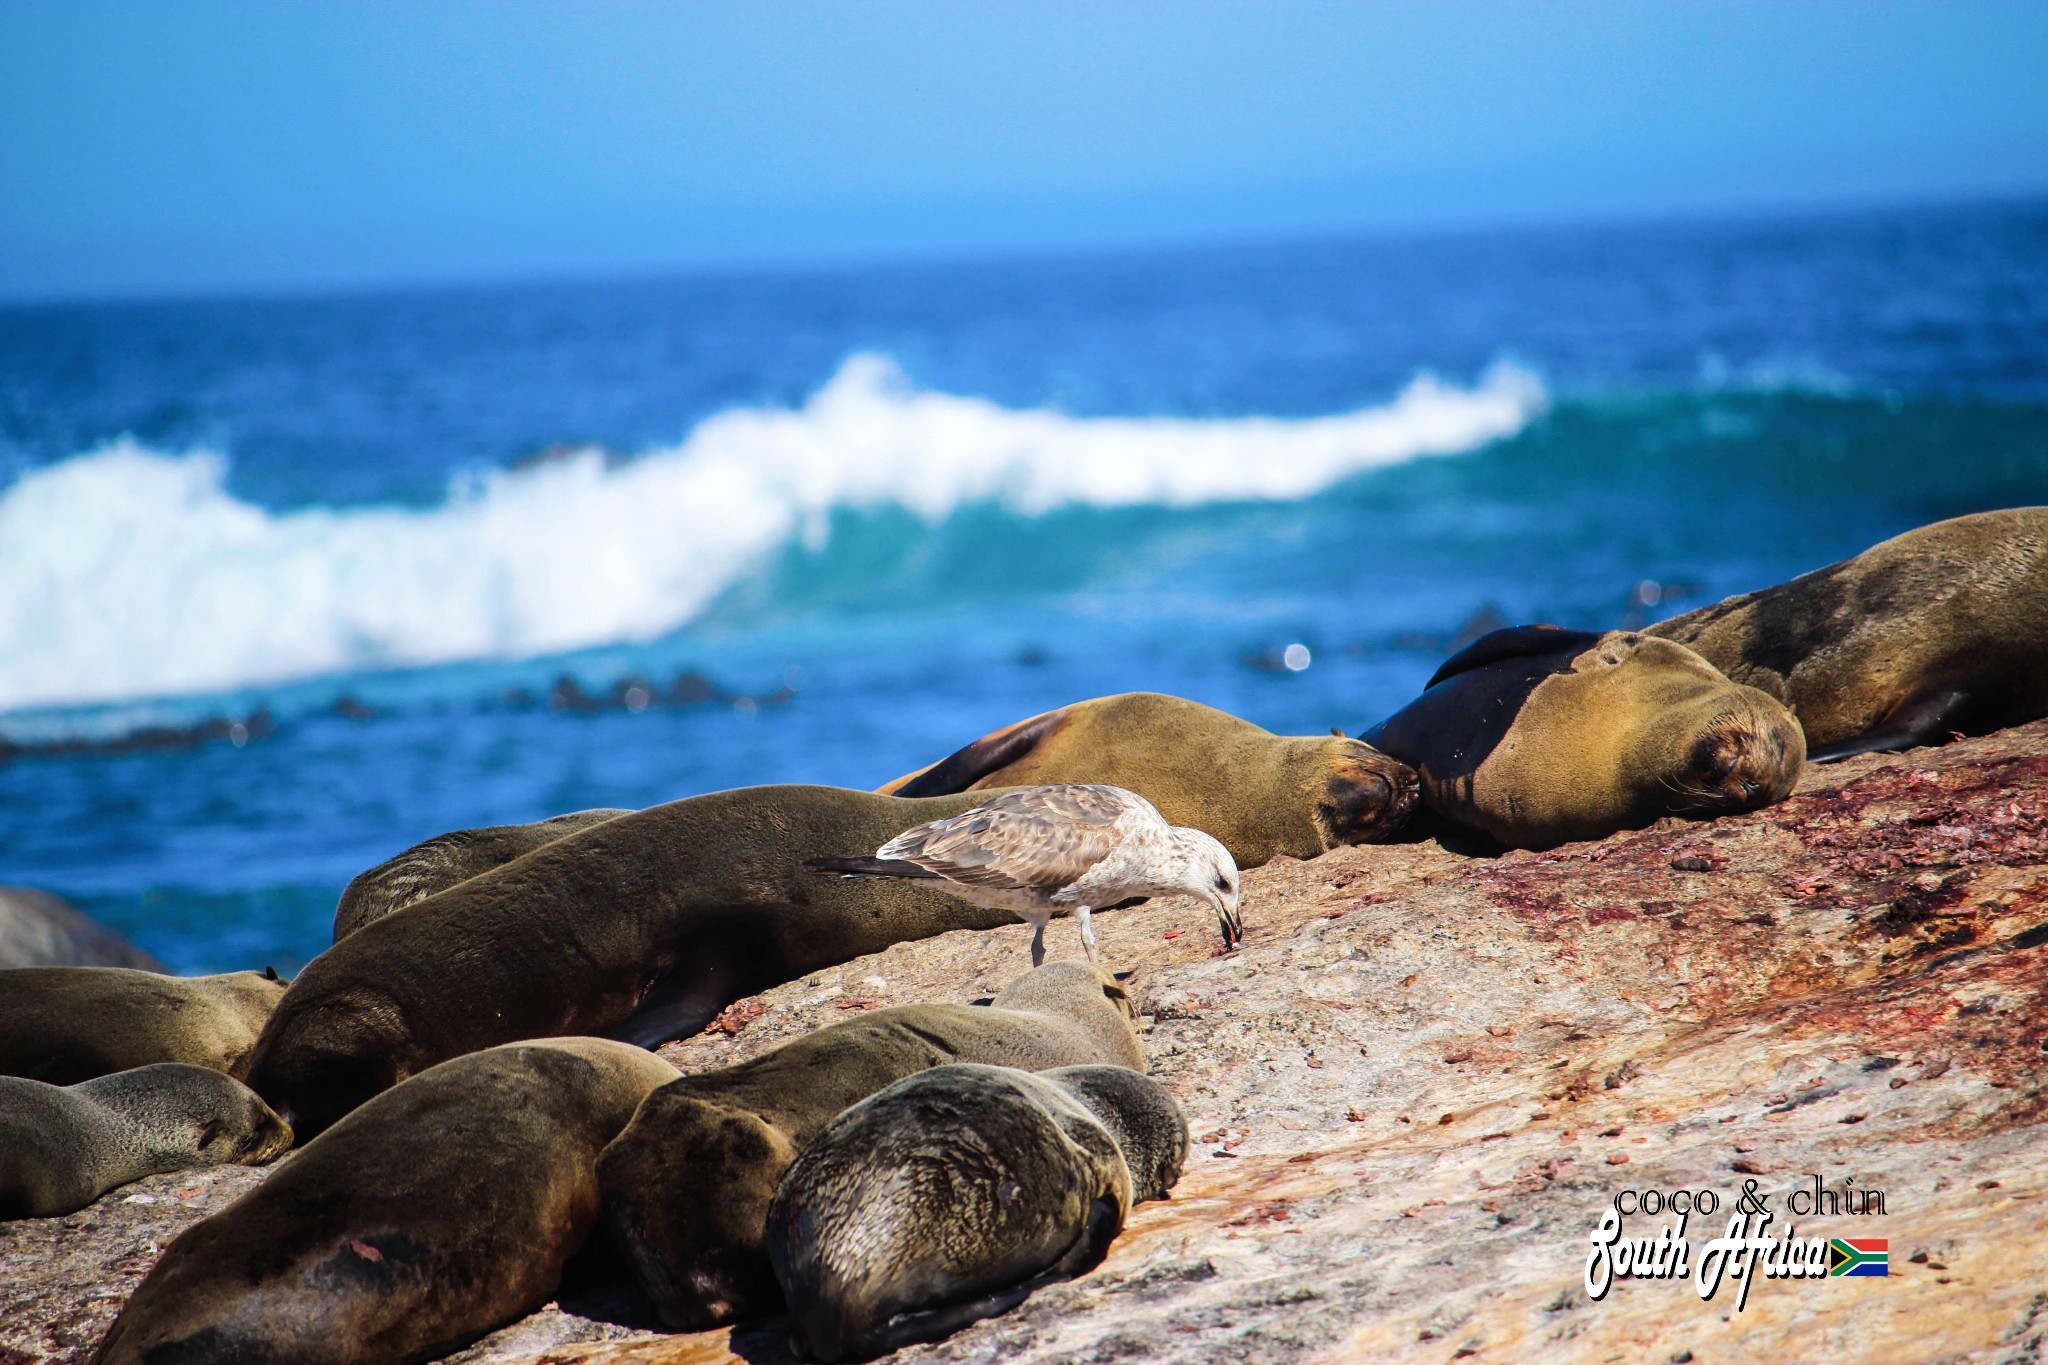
[807,783,1243,966]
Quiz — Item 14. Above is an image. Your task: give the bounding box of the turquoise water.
[2,198,2045,972]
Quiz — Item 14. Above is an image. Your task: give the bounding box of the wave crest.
[0,354,1545,712]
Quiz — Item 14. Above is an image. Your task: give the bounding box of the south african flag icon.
[1827,1238,1889,1276]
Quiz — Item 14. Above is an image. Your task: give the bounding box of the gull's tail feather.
[803,856,942,880]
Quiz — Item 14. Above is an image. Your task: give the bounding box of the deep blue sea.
[3,198,2046,973]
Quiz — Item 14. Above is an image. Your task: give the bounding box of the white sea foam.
[0,354,1545,712]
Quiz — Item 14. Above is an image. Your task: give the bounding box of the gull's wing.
[877,784,1146,894]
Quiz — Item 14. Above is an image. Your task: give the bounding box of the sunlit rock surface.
[6,724,2044,1363]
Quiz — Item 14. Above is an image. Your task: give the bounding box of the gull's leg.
[1077,906,1098,962]
[1030,918,1047,967]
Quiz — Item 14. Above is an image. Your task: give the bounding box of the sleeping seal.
[92,1038,677,1365]
[0,967,287,1084]
[333,808,631,939]
[878,692,1417,865]
[0,1064,290,1219]
[245,786,1029,1139]
[1649,507,2048,760]
[1362,626,1804,850]
[596,961,1143,1329]
[767,1062,1187,1362]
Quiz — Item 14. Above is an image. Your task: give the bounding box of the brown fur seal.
[877,692,1418,866]
[0,966,287,1084]
[333,808,631,940]
[92,1038,677,1365]
[1362,626,1804,850]
[245,786,1032,1140]
[767,1062,1186,1362]
[0,1064,291,1219]
[596,961,1144,1329]
[1648,507,2048,760]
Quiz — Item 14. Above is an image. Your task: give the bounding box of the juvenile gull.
[808,784,1242,965]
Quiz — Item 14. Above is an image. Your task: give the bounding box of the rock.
[0,888,165,971]
[8,724,2048,1362]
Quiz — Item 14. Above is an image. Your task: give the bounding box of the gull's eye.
[1215,875,1231,891]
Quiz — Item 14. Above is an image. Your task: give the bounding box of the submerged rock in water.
[0,888,164,972]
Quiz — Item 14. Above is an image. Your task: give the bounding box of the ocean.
[2,197,2045,974]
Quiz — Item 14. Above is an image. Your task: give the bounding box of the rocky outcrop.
[0,889,165,972]
[5,725,2045,1363]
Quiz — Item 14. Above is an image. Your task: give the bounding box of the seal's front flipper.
[1423,624,1601,689]
[606,965,740,1049]
[890,708,1067,798]
[1808,687,1971,763]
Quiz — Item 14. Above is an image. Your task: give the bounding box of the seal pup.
[1362,626,1804,850]
[333,807,632,939]
[596,961,1144,1330]
[878,692,1417,866]
[245,786,1033,1140]
[1648,507,2048,760]
[811,784,1241,965]
[767,1062,1187,1362]
[0,966,287,1084]
[0,1064,291,1220]
[92,1038,677,1365]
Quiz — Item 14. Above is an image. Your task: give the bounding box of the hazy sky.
[4,0,2045,301]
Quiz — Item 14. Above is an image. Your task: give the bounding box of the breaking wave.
[0,354,1545,711]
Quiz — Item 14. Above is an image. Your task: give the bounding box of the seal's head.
[597,1091,799,1329]
[243,987,411,1141]
[1043,1064,1189,1201]
[986,960,1134,1022]
[78,1062,295,1167]
[1617,638,1806,822]
[1312,741,1422,847]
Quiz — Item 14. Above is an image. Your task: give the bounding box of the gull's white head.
[1170,827,1242,951]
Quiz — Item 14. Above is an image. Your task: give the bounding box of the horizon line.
[4,181,2045,313]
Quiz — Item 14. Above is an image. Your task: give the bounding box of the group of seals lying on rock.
[93,966,1161,1365]
[38,506,2048,1359]
[597,961,1144,1328]
[1649,506,2048,761]
[95,1038,679,1365]
[245,786,1032,1138]
[0,1064,291,1219]
[0,966,287,1084]
[769,1063,1187,1363]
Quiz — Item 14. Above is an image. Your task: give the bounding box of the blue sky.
[3,0,2045,301]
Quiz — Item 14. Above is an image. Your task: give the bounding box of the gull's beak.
[1206,889,1243,952]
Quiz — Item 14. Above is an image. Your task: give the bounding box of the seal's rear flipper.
[890,708,1068,798]
[1807,688,1971,763]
